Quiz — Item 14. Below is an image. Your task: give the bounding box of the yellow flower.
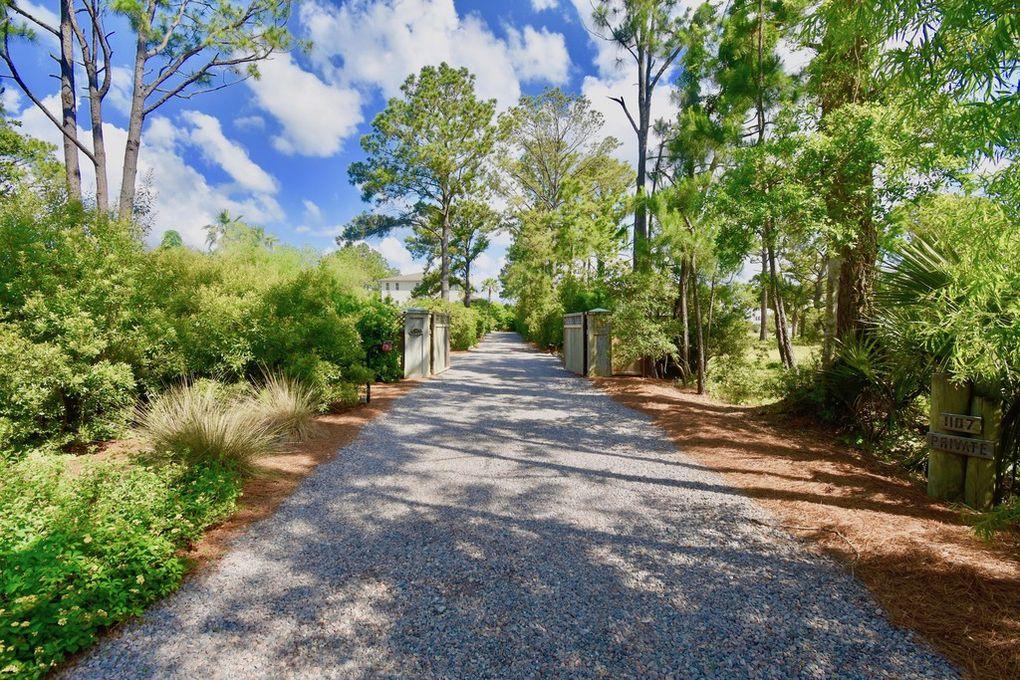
[83,535,93,544]
[136,574,145,585]
[57,618,67,626]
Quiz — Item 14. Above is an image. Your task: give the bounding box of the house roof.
[378,272,424,283]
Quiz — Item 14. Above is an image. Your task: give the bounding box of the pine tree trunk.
[759,249,768,340]
[691,258,706,394]
[118,37,148,219]
[823,252,839,364]
[59,0,81,201]
[767,241,795,368]
[440,201,451,302]
[463,259,471,307]
[632,49,651,270]
[679,261,690,377]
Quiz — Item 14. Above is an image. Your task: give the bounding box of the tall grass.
[135,382,279,475]
[251,372,321,441]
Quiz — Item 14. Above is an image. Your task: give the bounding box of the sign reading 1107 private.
[939,412,983,435]
[928,412,995,460]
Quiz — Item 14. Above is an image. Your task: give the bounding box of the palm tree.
[481,277,499,302]
[203,210,242,251]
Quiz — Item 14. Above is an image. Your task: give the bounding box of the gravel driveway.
[69,332,955,679]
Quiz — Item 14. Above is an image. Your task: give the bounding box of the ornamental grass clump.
[250,372,321,441]
[135,382,279,476]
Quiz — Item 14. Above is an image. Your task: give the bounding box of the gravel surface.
[68,332,957,679]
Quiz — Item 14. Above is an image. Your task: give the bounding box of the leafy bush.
[251,373,320,441]
[706,349,781,405]
[356,298,403,382]
[134,382,279,475]
[609,270,679,368]
[0,198,400,459]
[0,454,240,677]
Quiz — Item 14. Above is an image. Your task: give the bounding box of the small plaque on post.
[939,412,983,435]
[927,431,995,460]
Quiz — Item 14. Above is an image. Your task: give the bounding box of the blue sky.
[7,0,675,285]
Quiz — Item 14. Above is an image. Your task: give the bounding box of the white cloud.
[375,235,418,273]
[506,25,571,85]
[234,115,266,132]
[14,1,59,38]
[531,0,558,10]
[300,0,571,109]
[106,66,134,115]
[1,88,22,112]
[303,199,322,221]
[181,110,277,194]
[16,96,282,248]
[245,52,363,157]
[471,252,505,284]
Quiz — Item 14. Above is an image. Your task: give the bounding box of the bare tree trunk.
[632,50,651,270]
[59,0,81,201]
[118,35,148,219]
[759,249,768,340]
[463,259,471,307]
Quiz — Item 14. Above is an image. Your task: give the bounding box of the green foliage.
[0,454,240,677]
[355,299,404,382]
[0,196,401,459]
[499,88,630,347]
[609,270,678,368]
[706,349,780,405]
[348,62,500,297]
[971,498,1020,542]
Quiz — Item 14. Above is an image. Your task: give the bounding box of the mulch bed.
[596,376,1020,680]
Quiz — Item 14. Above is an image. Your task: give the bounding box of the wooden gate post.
[585,309,613,377]
[403,308,432,378]
[927,372,970,501]
[965,395,1001,510]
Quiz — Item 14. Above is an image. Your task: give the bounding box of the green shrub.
[971,499,1020,541]
[133,382,279,475]
[356,299,403,382]
[0,454,240,678]
[0,325,135,458]
[0,199,398,457]
[706,350,781,405]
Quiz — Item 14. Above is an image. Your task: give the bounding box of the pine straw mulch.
[594,376,1020,680]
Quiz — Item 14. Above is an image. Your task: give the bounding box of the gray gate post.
[403,308,433,378]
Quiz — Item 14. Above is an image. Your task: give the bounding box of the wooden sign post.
[928,373,970,501]
[927,373,1001,510]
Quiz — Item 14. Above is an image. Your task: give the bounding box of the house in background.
[379,272,465,305]
[379,272,423,304]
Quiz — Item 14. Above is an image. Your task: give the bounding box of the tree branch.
[609,95,640,135]
[0,34,97,164]
[8,3,59,37]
